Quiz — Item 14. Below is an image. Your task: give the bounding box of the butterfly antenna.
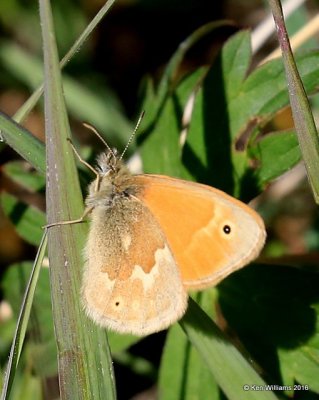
[119,111,145,161]
[83,122,117,161]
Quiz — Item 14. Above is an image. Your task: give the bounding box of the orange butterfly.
[48,117,266,336]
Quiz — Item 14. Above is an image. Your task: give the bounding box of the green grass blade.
[13,0,117,124]
[0,42,132,145]
[160,326,219,399]
[180,298,279,400]
[1,192,45,246]
[0,232,48,400]
[0,111,45,173]
[268,0,319,204]
[39,0,116,398]
[3,161,45,192]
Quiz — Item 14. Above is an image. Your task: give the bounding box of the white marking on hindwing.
[130,245,172,291]
[130,264,159,292]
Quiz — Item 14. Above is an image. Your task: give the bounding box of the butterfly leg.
[43,206,93,229]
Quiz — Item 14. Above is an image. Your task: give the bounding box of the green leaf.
[151,20,236,123]
[141,30,319,198]
[223,30,251,98]
[180,298,279,400]
[107,332,141,354]
[187,39,319,195]
[113,352,156,380]
[232,50,319,135]
[0,112,45,174]
[159,324,219,399]
[1,192,45,246]
[250,130,301,185]
[3,161,45,192]
[280,330,319,393]
[218,264,319,395]
[159,291,220,400]
[140,68,206,180]
[9,370,42,400]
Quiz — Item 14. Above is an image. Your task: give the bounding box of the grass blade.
[180,298,279,400]
[268,0,319,204]
[0,233,48,400]
[13,0,117,124]
[0,41,132,145]
[0,111,45,173]
[39,0,116,398]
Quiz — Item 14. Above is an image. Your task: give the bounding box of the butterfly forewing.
[135,174,266,289]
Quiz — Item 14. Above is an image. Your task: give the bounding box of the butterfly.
[47,116,266,336]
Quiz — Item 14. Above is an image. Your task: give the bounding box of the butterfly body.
[81,152,266,335]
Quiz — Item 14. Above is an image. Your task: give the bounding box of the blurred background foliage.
[1,0,319,399]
